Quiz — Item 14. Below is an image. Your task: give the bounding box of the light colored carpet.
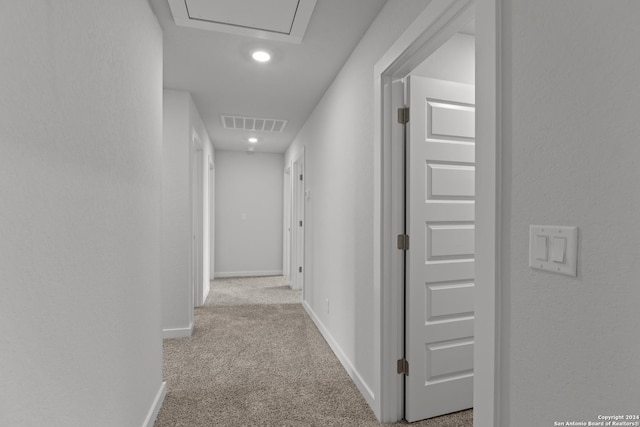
[207,275,302,305]
[155,276,472,426]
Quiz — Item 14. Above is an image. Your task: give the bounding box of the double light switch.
[529,225,578,277]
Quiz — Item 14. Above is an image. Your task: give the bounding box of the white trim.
[302,301,376,409]
[162,322,194,339]
[382,78,407,423]
[213,270,283,278]
[142,381,166,427]
[474,0,501,425]
[283,165,291,283]
[373,0,475,79]
[290,148,305,292]
[190,131,203,317]
[373,0,501,424]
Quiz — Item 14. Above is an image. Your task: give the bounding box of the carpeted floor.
[206,275,303,305]
[155,276,472,426]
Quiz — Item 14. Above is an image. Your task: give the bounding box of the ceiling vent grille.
[221,115,288,133]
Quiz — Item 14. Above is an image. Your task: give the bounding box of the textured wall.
[162,90,192,331]
[501,0,640,424]
[284,0,431,414]
[0,1,164,426]
[162,89,214,331]
[215,151,284,276]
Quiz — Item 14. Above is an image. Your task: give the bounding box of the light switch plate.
[534,235,548,261]
[550,237,566,263]
[529,225,578,277]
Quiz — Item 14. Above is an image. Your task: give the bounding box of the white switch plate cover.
[529,225,578,277]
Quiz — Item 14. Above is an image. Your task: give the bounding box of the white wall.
[0,2,164,426]
[284,0,430,414]
[500,1,640,424]
[162,90,214,334]
[215,151,284,277]
[162,90,191,333]
[411,33,475,84]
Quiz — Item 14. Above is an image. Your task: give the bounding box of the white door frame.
[209,158,215,281]
[290,148,305,291]
[288,160,295,284]
[283,165,292,283]
[372,0,501,424]
[191,131,204,309]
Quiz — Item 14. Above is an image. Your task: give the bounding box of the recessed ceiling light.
[252,50,271,63]
[248,137,258,143]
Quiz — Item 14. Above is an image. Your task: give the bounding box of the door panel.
[427,282,474,319]
[427,164,475,199]
[427,100,475,140]
[427,338,474,379]
[427,224,474,259]
[405,76,475,422]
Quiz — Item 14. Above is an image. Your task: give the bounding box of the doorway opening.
[373,0,501,424]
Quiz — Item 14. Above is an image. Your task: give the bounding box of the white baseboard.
[162,322,193,339]
[214,270,283,278]
[142,381,166,427]
[301,301,376,410]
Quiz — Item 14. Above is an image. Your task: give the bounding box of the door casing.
[290,148,305,292]
[209,158,215,281]
[191,131,204,309]
[372,0,502,424]
[283,165,291,283]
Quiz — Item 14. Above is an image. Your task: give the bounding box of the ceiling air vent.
[221,115,288,133]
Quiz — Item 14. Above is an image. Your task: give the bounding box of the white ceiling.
[168,0,318,43]
[149,0,387,153]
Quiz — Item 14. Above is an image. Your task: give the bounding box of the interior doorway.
[373,0,501,424]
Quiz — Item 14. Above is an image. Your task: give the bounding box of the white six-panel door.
[405,76,475,422]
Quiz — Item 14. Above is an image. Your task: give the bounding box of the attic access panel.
[168,0,317,44]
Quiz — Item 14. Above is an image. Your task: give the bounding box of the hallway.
[155,277,473,426]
